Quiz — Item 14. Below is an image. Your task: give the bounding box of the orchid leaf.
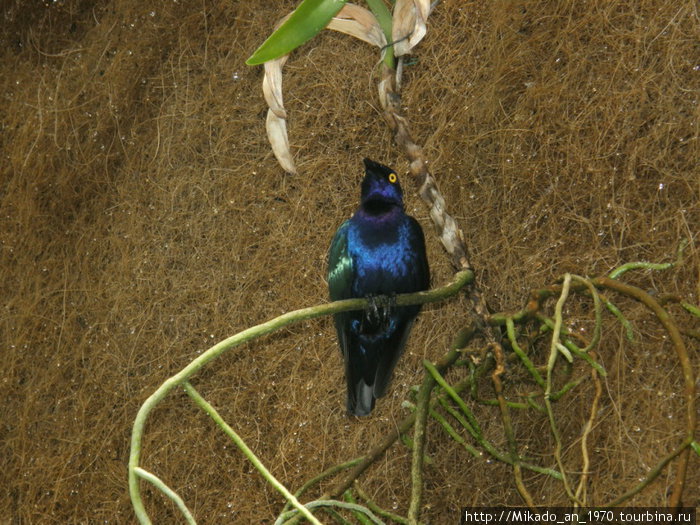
[246,0,347,65]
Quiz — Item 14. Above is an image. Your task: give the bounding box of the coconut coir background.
[1,0,699,523]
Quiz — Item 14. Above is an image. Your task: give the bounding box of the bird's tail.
[344,315,417,416]
[347,377,375,417]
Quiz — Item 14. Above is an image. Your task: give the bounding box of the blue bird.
[328,158,430,416]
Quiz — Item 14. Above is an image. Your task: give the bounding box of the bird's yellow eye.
[388,173,397,183]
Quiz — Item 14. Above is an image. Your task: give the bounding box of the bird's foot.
[365,294,380,326]
[366,293,396,330]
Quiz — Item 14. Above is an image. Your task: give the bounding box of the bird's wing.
[328,220,355,354]
[329,221,374,414]
[407,216,431,290]
[328,220,354,302]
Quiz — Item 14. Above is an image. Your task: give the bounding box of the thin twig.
[601,437,694,508]
[575,358,602,507]
[491,342,535,508]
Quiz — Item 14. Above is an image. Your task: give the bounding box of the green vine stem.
[343,490,375,525]
[129,270,473,524]
[424,361,482,436]
[506,317,544,387]
[436,398,490,453]
[280,458,365,517]
[537,315,608,377]
[407,361,439,524]
[600,294,635,341]
[354,483,412,525]
[276,499,384,525]
[183,382,322,525]
[365,0,394,67]
[681,301,700,317]
[594,276,696,509]
[549,377,586,402]
[434,396,562,479]
[608,239,687,279]
[691,441,700,456]
[133,467,196,525]
[428,406,481,457]
[430,363,563,480]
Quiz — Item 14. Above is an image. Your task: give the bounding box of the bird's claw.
[364,294,380,326]
[366,293,396,330]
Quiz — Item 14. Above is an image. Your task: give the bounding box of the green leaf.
[691,440,700,457]
[246,0,347,65]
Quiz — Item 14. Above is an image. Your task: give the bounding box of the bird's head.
[360,158,404,214]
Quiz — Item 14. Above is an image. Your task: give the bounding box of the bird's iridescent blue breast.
[346,212,427,297]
